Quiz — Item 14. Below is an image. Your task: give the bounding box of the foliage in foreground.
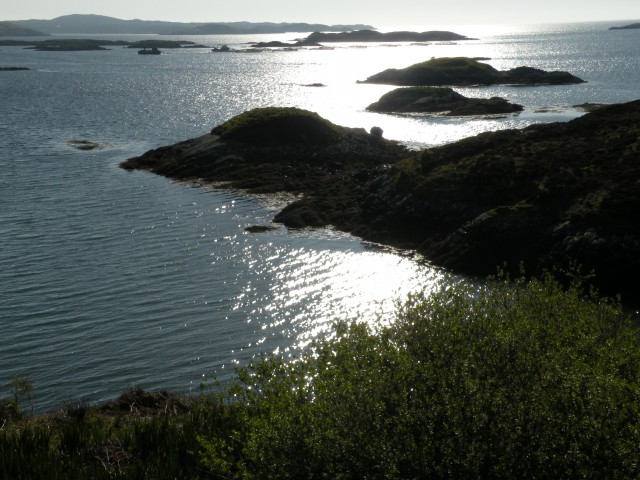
[207,273,640,479]
[2,274,640,479]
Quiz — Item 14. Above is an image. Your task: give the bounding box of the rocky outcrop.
[303,30,474,43]
[358,57,586,86]
[121,102,640,304]
[366,87,523,115]
[361,100,640,302]
[121,107,410,229]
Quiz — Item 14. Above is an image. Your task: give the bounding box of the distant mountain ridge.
[9,14,373,35]
[0,21,48,36]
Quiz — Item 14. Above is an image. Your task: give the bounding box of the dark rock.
[245,225,278,233]
[366,87,523,115]
[358,56,586,86]
[0,66,30,71]
[68,140,104,150]
[251,41,297,48]
[573,102,608,112]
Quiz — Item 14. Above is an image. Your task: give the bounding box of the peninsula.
[121,102,640,303]
[358,57,586,86]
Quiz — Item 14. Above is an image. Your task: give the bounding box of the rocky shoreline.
[121,102,640,304]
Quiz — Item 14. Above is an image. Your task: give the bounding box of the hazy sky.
[3,0,639,27]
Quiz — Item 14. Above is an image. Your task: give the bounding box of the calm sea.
[1,21,639,412]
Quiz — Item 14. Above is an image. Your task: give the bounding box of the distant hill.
[0,21,48,36]
[609,22,640,30]
[172,21,373,35]
[11,14,372,35]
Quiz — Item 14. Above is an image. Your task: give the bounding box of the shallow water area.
[1,21,640,412]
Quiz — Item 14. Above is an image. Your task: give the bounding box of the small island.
[366,87,523,115]
[302,29,474,43]
[121,103,640,304]
[358,57,586,86]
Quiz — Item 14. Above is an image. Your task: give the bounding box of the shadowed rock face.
[366,87,523,115]
[358,57,586,86]
[121,102,640,304]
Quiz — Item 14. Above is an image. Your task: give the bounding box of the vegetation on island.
[358,56,586,86]
[211,107,344,145]
[2,273,639,478]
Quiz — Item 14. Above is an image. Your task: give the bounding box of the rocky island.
[121,103,640,304]
[358,57,586,86]
[366,87,523,115]
[302,30,474,43]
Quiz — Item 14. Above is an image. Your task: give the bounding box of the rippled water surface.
[1,21,639,411]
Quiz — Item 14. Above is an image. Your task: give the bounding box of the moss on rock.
[211,107,344,146]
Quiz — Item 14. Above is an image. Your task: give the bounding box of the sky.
[2,0,638,27]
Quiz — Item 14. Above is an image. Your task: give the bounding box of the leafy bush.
[3,274,639,479]
[210,273,640,479]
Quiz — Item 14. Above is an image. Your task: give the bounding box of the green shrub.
[209,273,640,479]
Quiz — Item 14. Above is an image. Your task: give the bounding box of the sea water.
[1,21,639,412]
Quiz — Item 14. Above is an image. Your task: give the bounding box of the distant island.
[303,30,474,43]
[609,22,640,30]
[358,57,586,86]
[0,38,207,51]
[121,103,640,304]
[6,14,372,36]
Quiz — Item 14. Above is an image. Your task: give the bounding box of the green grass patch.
[211,107,344,146]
